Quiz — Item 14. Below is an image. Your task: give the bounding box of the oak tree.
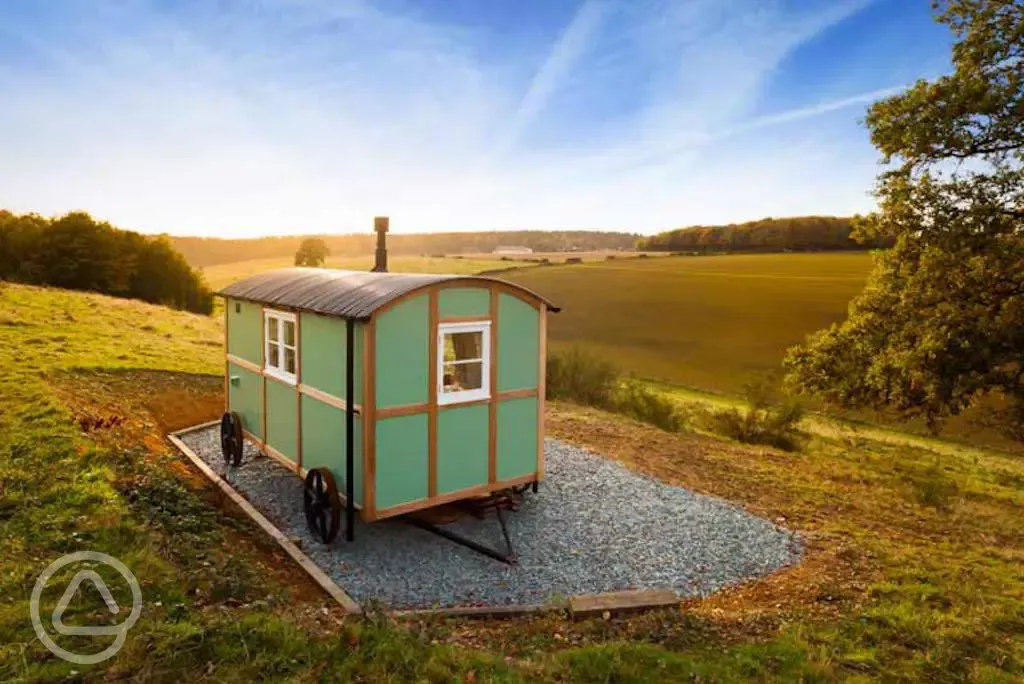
[294,237,331,267]
[785,0,1024,438]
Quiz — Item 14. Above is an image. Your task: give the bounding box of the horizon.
[0,1,951,238]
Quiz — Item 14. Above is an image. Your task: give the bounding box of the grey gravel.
[181,428,802,609]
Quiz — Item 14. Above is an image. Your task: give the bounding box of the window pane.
[268,317,279,342]
[443,361,483,392]
[284,320,295,346]
[444,331,482,362]
[285,347,296,375]
[268,343,280,369]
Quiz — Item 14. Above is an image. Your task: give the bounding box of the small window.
[437,321,490,405]
[265,309,297,383]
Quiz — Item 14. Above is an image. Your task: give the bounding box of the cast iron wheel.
[220,411,244,467]
[303,467,341,544]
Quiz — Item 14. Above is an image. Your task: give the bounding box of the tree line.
[636,216,895,253]
[171,230,638,268]
[0,210,214,314]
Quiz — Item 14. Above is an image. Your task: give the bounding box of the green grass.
[1,280,1022,682]
[202,254,536,290]
[0,282,519,681]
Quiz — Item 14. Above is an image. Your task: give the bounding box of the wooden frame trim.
[372,278,549,318]
[223,299,230,413]
[438,314,491,324]
[488,286,498,484]
[244,430,301,475]
[226,353,261,374]
[363,318,376,519]
[372,472,538,521]
[537,302,547,481]
[367,388,535,420]
[299,383,361,414]
[228,353,360,413]
[260,307,268,443]
[427,290,439,498]
[500,387,537,400]
[377,402,429,419]
[440,396,490,410]
[295,312,303,471]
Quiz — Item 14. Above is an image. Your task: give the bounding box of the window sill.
[264,367,298,386]
[438,390,490,406]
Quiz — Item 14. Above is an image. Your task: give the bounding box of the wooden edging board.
[167,430,363,615]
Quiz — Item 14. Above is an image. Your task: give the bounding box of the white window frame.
[437,321,490,406]
[264,309,298,385]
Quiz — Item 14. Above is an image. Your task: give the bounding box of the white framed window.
[264,309,298,384]
[437,321,490,405]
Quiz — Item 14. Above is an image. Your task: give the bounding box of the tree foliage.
[0,210,214,314]
[636,216,892,254]
[294,237,330,267]
[786,0,1024,437]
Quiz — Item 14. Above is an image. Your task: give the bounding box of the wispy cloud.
[496,0,609,156]
[0,0,939,235]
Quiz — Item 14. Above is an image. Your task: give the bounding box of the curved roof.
[218,267,559,320]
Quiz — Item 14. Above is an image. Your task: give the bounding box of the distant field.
[201,254,534,290]
[504,252,876,394]
[458,250,668,263]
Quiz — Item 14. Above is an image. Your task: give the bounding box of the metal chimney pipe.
[372,216,389,272]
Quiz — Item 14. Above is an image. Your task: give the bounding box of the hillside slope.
[0,283,1021,682]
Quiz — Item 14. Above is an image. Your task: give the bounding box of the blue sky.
[0,0,951,236]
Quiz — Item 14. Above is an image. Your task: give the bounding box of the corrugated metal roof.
[217,267,560,320]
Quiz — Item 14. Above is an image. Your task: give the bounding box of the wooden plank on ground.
[167,432,362,615]
[568,589,679,619]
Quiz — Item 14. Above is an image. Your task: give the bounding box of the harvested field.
[503,252,875,394]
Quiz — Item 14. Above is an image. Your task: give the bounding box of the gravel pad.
[181,428,801,609]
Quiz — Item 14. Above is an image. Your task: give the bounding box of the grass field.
[503,252,876,394]
[201,254,536,291]
[0,282,1021,681]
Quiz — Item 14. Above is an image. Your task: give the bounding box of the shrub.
[613,377,683,432]
[908,462,959,510]
[701,380,805,450]
[546,349,683,432]
[546,347,618,408]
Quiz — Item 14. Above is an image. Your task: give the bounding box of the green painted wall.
[227,298,262,363]
[300,396,362,507]
[438,287,489,318]
[299,313,363,403]
[375,413,428,509]
[496,397,537,481]
[437,403,488,494]
[227,363,263,440]
[265,377,298,460]
[497,294,539,391]
[375,294,429,408]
